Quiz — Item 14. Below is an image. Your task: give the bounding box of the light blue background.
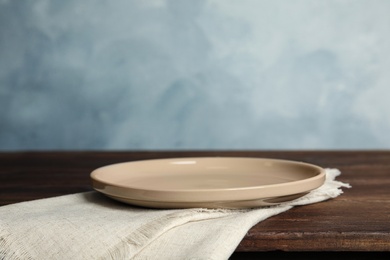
[1,0,389,150]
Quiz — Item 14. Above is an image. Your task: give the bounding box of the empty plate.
[91,157,325,209]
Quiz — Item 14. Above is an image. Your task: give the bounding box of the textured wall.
[1,0,389,150]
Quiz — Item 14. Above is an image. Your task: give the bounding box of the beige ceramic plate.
[91,157,325,209]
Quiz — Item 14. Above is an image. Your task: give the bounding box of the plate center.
[119,172,293,190]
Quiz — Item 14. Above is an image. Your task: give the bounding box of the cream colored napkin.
[0,169,350,260]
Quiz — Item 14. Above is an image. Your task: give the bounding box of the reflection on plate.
[91,157,325,209]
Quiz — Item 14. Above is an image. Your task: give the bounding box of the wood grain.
[1,151,389,255]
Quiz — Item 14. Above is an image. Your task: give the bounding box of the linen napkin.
[0,169,350,260]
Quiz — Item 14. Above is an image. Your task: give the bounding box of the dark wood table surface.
[1,151,389,259]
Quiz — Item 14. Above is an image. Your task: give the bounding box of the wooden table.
[1,151,389,259]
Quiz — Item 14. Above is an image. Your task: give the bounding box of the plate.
[91,157,326,209]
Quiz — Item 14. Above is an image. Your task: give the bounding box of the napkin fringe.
[286,168,351,206]
[0,223,31,260]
